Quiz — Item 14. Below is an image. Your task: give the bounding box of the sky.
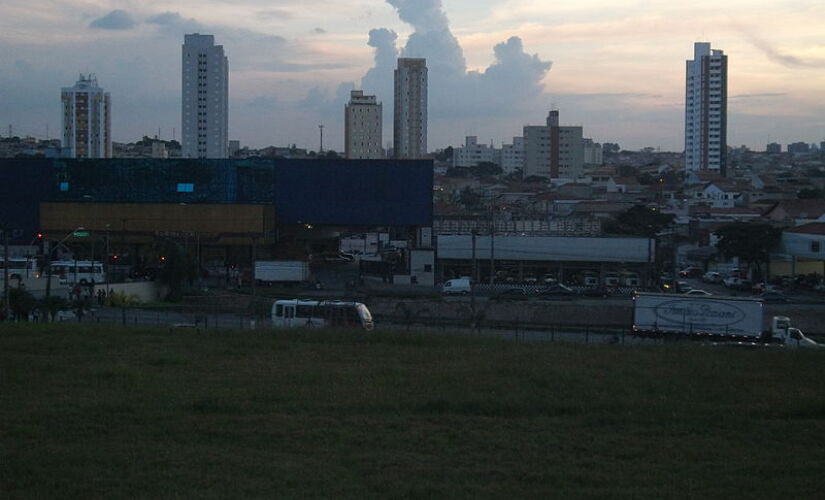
[1,0,824,152]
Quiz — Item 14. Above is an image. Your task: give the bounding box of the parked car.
[752,282,781,294]
[661,279,691,293]
[534,284,577,300]
[491,288,530,301]
[701,271,723,284]
[757,291,791,303]
[724,277,752,291]
[679,266,704,278]
[580,285,612,298]
[683,289,712,296]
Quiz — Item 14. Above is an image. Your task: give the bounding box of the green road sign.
[73,231,90,237]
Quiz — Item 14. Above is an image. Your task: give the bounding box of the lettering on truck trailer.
[654,300,747,327]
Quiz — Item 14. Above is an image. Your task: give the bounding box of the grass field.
[1,324,824,499]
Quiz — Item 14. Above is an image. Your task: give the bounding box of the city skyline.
[1,0,824,152]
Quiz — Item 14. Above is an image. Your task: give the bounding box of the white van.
[442,278,472,295]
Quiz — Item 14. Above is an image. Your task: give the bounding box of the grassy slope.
[1,324,823,499]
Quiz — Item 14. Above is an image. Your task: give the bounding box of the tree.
[797,188,824,199]
[603,205,675,237]
[434,146,454,162]
[715,223,782,280]
[617,165,639,177]
[7,287,37,321]
[458,187,483,211]
[469,162,502,177]
[445,167,470,178]
[38,296,68,322]
[157,241,197,302]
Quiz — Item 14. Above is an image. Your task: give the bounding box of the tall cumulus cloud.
[89,10,137,30]
[360,0,552,122]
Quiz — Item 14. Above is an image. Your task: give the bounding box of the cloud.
[746,36,824,68]
[256,9,295,21]
[730,92,787,100]
[314,27,327,34]
[89,10,136,30]
[264,61,353,73]
[358,0,552,125]
[147,11,205,36]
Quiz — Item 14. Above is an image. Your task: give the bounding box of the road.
[61,306,663,346]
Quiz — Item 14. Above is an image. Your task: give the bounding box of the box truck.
[254,261,310,285]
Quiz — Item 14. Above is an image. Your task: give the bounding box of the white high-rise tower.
[393,58,427,159]
[61,74,111,158]
[182,33,228,159]
[685,42,727,175]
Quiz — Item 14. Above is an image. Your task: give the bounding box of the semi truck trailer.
[632,292,821,348]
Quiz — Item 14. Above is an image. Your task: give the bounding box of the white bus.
[271,299,374,330]
[0,257,39,280]
[48,260,105,285]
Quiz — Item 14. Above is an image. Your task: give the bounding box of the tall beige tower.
[345,90,383,159]
[393,58,427,159]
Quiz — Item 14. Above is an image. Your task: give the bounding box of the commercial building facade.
[61,74,111,159]
[182,33,229,159]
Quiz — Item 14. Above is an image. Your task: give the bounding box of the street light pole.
[45,227,86,298]
[105,224,110,299]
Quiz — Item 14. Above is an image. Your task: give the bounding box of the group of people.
[68,283,110,305]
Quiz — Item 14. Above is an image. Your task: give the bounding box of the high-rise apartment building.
[393,58,427,159]
[345,90,383,159]
[61,74,111,158]
[182,33,228,159]
[523,110,584,179]
[685,42,727,175]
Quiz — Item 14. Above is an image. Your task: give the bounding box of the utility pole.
[3,226,10,321]
[318,124,324,154]
[470,230,477,313]
[489,203,495,286]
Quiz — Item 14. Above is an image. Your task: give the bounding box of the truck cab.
[771,316,822,349]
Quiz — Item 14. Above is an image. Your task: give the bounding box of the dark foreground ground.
[1,324,824,499]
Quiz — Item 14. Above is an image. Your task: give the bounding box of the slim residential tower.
[61,74,111,158]
[182,33,228,159]
[393,58,427,159]
[685,42,727,175]
[345,90,383,159]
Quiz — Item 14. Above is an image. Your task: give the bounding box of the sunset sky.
[1,0,824,152]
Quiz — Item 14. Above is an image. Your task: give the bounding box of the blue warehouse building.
[0,158,433,283]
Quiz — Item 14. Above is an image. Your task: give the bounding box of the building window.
[812,241,821,253]
[177,183,194,193]
[59,182,69,192]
